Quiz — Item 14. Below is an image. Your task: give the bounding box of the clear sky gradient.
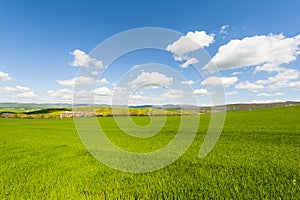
[0,0,299,105]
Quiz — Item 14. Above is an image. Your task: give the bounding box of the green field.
[0,106,299,199]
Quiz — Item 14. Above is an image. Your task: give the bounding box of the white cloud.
[128,89,194,105]
[257,92,284,97]
[167,31,215,56]
[235,68,300,92]
[47,89,73,101]
[254,63,283,73]
[94,87,111,96]
[4,85,31,92]
[1,85,37,98]
[128,94,160,105]
[111,86,130,104]
[161,89,184,99]
[251,99,281,104]
[220,25,229,35]
[132,64,142,69]
[3,87,16,92]
[129,94,143,100]
[166,31,215,68]
[194,88,208,95]
[289,81,300,90]
[16,85,32,91]
[17,91,36,98]
[201,76,238,88]
[110,86,197,105]
[0,71,12,81]
[47,88,111,104]
[206,34,300,70]
[225,91,238,96]
[69,49,103,68]
[57,76,94,86]
[204,33,300,94]
[235,81,264,92]
[231,71,243,76]
[181,80,194,85]
[254,68,300,91]
[91,71,100,75]
[97,78,109,84]
[180,57,199,68]
[129,72,173,89]
[257,68,299,85]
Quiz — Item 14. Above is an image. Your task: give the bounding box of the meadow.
[0,106,299,199]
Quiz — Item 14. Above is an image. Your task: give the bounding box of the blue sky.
[0,0,299,105]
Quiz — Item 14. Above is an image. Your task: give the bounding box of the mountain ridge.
[0,101,299,111]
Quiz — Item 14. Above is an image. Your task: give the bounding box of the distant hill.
[205,101,300,111]
[124,101,300,111]
[0,103,71,110]
[0,101,299,112]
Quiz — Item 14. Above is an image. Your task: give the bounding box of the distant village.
[0,111,102,119]
[1,101,299,119]
[59,111,98,118]
[0,109,189,119]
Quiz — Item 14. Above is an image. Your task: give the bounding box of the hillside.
[0,101,299,118]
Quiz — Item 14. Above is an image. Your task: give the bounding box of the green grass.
[0,106,299,199]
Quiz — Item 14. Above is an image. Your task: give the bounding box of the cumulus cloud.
[201,76,238,88]
[47,89,73,101]
[127,89,196,105]
[180,57,199,68]
[167,31,215,56]
[235,81,264,92]
[129,94,143,100]
[94,87,111,96]
[17,91,36,98]
[110,86,130,103]
[97,78,109,84]
[225,91,238,96]
[129,72,173,89]
[193,88,208,95]
[257,92,284,97]
[181,80,194,85]
[251,99,281,104]
[2,85,37,98]
[167,31,215,68]
[57,76,94,86]
[256,69,300,86]
[235,67,300,92]
[289,81,300,90]
[91,71,100,75]
[220,25,229,35]
[110,83,199,105]
[254,63,283,73]
[4,85,31,92]
[161,89,184,99]
[0,71,12,81]
[50,88,111,104]
[244,68,300,91]
[231,71,243,76]
[203,33,300,94]
[206,33,300,70]
[256,68,299,85]
[113,86,186,105]
[128,94,161,105]
[69,49,103,68]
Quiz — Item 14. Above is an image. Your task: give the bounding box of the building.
[59,111,96,118]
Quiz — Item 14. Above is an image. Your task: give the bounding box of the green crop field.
[0,106,299,199]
